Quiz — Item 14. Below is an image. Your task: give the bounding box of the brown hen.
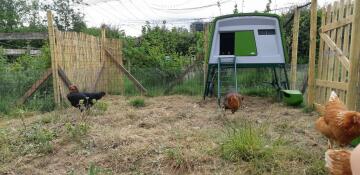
[315,91,360,148]
[223,92,244,114]
[325,149,352,175]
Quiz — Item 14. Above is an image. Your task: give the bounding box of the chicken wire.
[0,60,310,115]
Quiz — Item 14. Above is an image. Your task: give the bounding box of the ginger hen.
[223,92,244,114]
[325,144,360,175]
[325,149,352,175]
[315,91,360,148]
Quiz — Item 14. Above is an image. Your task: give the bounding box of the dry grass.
[0,95,328,174]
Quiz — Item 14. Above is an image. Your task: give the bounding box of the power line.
[117,0,142,20]
[148,0,232,11]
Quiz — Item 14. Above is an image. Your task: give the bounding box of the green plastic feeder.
[281,90,303,106]
[351,137,360,147]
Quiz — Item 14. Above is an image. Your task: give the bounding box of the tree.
[0,0,27,32]
[42,0,86,31]
[265,0,272,12]
[233,4,239,14]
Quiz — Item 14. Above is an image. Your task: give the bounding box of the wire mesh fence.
[0,54,54,115]
[0,54,309,115]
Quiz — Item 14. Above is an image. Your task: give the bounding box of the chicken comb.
[329,91,339,102]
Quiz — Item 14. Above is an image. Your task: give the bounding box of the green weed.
[22,124,56,154]
[88,163,112,175]
[65,122,90,141]
[129,98,145,108]
[88,101,108,116]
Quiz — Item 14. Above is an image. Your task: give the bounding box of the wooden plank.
[3,49,41,56]
[105,48,147,94]
[320,5,333,104]
[203,23,209,89]
[0,32,48,40]
[326,1,338,100]
[320,33,350,71]
[334,0,345,96]
[93,62,106,91]
[320,15,353,32]
[346,0,360,110]
[340,0,352,102]
[47,11,60,106]
[290,8,300,90]
[307,0,318,107]
[57,66,72,87]
[17,68,52,105]
[315,79,348,91]
[335,0,345,100]
[316,7,327,104]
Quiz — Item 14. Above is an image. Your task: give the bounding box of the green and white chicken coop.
[203,13,289,102]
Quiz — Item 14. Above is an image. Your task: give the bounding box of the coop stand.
[203,63,289,104]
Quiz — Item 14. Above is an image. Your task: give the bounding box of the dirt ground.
[0,95,328,175]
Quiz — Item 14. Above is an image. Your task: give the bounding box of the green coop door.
[234,31,257,56]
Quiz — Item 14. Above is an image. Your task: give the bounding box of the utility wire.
[148,0,232,11]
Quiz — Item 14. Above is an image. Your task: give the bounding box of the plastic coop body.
[208,14,286,65]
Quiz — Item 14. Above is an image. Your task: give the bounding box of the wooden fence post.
[203,23,209,89]
[307,0,317,107]
[101,25,107,93]
[290,7,300,90]
[346,0,360,110]
[47,11,60,106]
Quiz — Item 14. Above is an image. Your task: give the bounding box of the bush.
[129,98,145,108]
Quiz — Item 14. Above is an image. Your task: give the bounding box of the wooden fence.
[309,0,360,109]
[47,11,126,105]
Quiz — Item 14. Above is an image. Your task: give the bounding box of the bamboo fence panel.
[49,24,123,104]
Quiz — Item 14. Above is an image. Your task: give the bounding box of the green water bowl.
[281,90,303,106]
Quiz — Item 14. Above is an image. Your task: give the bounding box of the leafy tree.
[0,0,27,32]
[233,4,239,14]
[282,8,322,64]
[265,0,272,12]
[42,0,86,31]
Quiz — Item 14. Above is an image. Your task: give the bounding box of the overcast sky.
[81,0,330,36]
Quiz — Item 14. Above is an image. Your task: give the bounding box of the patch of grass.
[88,163,112,175]
[241,86,276,97]
[65,122,90,142]
[303,105,314,113]
[88,101,108,116]
[220,122,326,174]
[129,98,145,108]
[221,123,268,162]
[0,129,14,164]
[22,124,56,154]
[164,147,194,174]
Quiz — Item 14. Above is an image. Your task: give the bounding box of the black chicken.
[66,85,106,112]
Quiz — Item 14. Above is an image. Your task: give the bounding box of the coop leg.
[283,64,290,89]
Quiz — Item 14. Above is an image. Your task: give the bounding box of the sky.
[81,0,330,36]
